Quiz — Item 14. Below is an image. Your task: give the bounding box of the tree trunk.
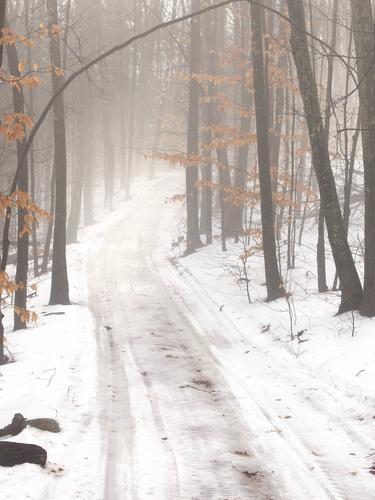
[317,208,328,292]
[287,92,296,270]
[66,136,84,243]
[343,114,360,234]
[200,105,213,244]
[317,0,338,293]
[47,0,70,305]
[199,9,216,245]
[25,1,39,278]
[234,1,252,240]
[270,60,285,194]
[83,104,94,226]
[5,33,29,331]
[350,0,375,316]
[41,166,55,275]
[184,0,203,255]
[286,0,362,313]
[125,48,137,200]
[250,0,284,301]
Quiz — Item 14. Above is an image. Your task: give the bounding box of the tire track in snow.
[167,253,373,500]
[87,176,278,499]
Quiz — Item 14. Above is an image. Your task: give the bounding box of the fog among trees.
[0,0,375,498]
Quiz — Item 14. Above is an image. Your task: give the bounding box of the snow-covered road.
[87,178,273,499]
[87,175,374,500]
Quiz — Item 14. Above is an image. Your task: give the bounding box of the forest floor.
[1,170,375,499]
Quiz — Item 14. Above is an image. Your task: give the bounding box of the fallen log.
[26,418,61,433]
[0,442,47,467]
[0,414,26,437]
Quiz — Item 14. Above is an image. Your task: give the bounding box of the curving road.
[87,175,374,500]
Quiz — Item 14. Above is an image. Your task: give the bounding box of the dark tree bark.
[5,31,29,331]
[350,0,375,316]
[47,0,70,305]
[184,0,203,255]
[250,0,284,301]
[286,0,362,313]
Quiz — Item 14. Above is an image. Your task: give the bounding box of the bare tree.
[5,22,29,331]
[250,0,284,301]
[47,0,70,305]
[286,0,362,313]
[350,0,375,316]
[184,0,203,255]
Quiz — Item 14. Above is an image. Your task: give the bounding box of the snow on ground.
[0,177,150,500]
[165,177,375,498]
[0,169,375,500]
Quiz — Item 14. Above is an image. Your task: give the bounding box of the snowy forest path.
[87,176,273,499]
[87,175,373,500]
